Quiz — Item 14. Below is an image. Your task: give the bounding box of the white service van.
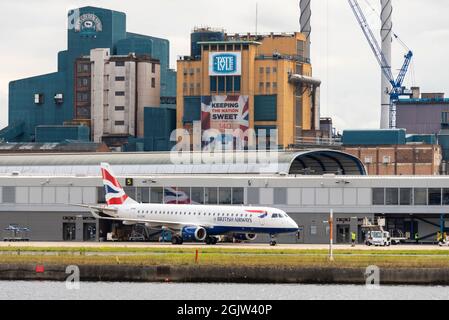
[366,230,391,247]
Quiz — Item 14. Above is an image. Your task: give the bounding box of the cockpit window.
[272,213,278,218]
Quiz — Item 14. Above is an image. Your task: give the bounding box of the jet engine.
[182,226,207,241]
[233,233,257,242]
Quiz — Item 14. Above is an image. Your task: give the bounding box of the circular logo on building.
[75,13,103,34]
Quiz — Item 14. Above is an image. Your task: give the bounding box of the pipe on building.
[299,0,312,60]
[289,74,321,87]
[381,0,393,129]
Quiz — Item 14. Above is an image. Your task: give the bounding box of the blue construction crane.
[348,0,413,128]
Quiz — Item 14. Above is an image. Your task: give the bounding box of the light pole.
[323,209,334,262]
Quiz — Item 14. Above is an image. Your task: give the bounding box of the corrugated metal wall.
[342,129,407,146]
[183,97,201,123]
[144,107,176,151]
[255,95,277,121]
[35,126,90,143]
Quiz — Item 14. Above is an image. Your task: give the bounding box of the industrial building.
[177,28,321,149]
[0,151,447,244]
[3,6,176,148]
[396,89,449,135]
[342,129,442,176]
[76,48,161,146]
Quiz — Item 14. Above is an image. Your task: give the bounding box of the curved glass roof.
[0,150,366,176]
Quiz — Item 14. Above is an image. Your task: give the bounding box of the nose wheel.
[270,235,278,246]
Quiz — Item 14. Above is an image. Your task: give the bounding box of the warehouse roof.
[0,150,366,176]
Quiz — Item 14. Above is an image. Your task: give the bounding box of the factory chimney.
[300,0,311,60]
[380,0,393,129]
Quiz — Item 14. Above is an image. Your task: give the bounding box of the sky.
[0,0,448,132]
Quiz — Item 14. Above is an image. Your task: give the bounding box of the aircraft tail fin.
[100,163,137,206]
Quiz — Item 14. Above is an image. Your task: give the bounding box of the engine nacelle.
[122,221,137,226]
[233,233,257,242]
[182,226,207,242]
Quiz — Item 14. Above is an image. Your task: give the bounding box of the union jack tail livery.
[101,163,137,206]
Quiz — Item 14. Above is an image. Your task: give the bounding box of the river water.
[0,282,448,300]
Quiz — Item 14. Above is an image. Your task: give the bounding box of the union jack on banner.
[237,95,249,132]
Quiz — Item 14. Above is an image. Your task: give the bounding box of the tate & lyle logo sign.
[75,13,103,34]
[209,52,242,76]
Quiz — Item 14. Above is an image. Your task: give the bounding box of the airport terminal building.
[0,150,448,244]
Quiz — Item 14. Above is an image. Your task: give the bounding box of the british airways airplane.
[80,163,298,246]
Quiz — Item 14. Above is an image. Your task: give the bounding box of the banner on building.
[209,52,242,76]
[201,96,249,133]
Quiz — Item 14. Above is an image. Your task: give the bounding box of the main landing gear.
[171,235,183,245]
[270,234,278,246]
[205,236,218,245]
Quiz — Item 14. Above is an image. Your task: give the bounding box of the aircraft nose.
[289,217,299,230]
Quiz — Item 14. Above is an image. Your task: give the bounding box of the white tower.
[380,0,393,129]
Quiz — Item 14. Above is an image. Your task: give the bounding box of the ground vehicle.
[366,230,391,247]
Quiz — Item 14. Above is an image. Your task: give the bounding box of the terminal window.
[151,187,163,204]
[443,189,449,205]
[219,188,232,205]
[372,188,385,205]
[232,188,244,205]
[2,187,16,204]
[385,188,399,205]
[414,188,427,205]
[428,188,442,206]
[400,188,413,206]
[205,188,218,205]
[191,187,204,204]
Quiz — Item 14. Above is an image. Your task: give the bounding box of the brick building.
[344,145,442,176]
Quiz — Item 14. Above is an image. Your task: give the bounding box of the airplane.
[79,163,299,246]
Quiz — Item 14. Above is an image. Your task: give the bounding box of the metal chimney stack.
[380,0,393,129]
[300,0,311,59]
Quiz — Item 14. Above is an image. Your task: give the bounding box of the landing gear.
[270,235,278,246]
[171,235,184,245]
[205,236,218,245]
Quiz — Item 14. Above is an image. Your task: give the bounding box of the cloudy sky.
[0,0,448,132]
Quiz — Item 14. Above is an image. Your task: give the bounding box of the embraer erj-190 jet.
[80,163,298,246]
